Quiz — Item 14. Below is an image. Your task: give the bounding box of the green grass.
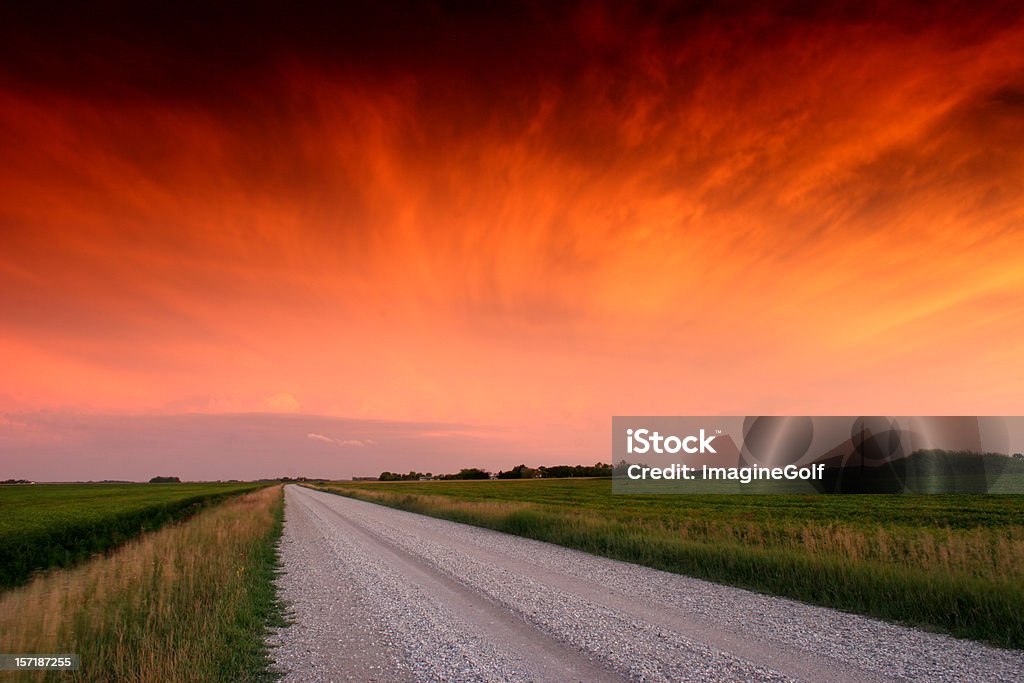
[0,486,286,682]
[312,478,1024,649]
[0,482,263,589]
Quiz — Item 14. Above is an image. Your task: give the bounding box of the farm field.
[0,485,284,682]
[312,478,1024,648]
[0,482,262,589]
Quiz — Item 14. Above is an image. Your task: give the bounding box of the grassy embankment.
[0,485,285,682]
[0,482,264,589]
[312,478,1024,648]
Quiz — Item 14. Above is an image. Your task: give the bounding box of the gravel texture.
[271,485,1024,683]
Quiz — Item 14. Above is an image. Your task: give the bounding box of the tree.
[497,464,537,479]
[440,468,490,480]
[149,476,180,483]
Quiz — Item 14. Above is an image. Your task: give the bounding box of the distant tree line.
[378,463,611,481]
[148,476,180,483]
[438,468,490,480]
[497,463,612,479]
[378,471,434,481]
[378,468,487,481]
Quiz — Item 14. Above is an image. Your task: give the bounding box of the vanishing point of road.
[270,485,1023,682]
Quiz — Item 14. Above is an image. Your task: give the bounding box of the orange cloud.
[1,3,1023,476]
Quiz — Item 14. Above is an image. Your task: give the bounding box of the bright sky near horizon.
[2,2,1023,480]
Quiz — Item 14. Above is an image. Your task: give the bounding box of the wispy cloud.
[5,3,1021,438]
[306,432,335,444]
[307,433,365,447]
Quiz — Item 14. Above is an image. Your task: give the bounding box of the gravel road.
[270,485,1024,682]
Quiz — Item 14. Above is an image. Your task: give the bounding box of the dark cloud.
[4,1,1020,106]
[0,1,563,103]
[990,84,1024,108]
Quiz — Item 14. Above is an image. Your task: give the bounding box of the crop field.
[312,478,1024,648]
[0,482,262,589]
[0,485,284,682]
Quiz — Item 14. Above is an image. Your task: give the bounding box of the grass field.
[0,482,262,589]
[0,485,285,682]
[312,478,1024,648]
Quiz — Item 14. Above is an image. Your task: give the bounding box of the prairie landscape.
[3,0,1024,680]
[0,484,283,682]
[312,478,1024,648]
[2,479,1024,682]
[0,482,263,589]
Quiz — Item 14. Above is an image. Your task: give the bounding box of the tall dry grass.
[337,488,1024,581]
[0,485,283,682]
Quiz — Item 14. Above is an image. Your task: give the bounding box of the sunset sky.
[2,2,1023,480]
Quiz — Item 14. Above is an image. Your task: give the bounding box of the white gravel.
[270,485,1024,683]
